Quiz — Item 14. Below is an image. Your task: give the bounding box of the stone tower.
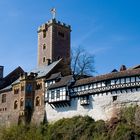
[37,18,71,68]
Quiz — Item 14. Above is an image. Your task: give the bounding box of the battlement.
[38,19,71,32]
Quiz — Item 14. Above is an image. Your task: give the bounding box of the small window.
[36,96,40,106]
[43,31,46,38]
[105,80,111,86]
[36,83,42,90]
[56,90,60,98]
[43,44,46,50]
[58,32,65,38]
[21,86,24,91]
[131,77,135,82]
[14,88,19,94]
[43,57,46,63]
[20,98,24,107]
[2,94,6,103]
[112,96,117,102]
[51,91,55,99]
[14,100,18,109]
[80,96,89,105]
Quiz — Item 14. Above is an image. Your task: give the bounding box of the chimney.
[120,65,127,71]
[47,59,51,65]
[0,66,4,79]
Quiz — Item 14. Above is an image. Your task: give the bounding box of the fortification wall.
[45,88,140,122]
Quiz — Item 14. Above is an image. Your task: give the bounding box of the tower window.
[43,57,46,63]
[43,31,46,38]
[58,32,65,38]
[43,44,46,50]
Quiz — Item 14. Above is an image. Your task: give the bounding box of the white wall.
[45,88,140,122]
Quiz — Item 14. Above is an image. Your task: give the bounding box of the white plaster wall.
[45,88,140,122]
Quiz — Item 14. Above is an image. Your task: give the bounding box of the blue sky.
[0,0,140,76]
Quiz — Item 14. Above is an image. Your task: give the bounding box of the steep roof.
[48,75,73,89]
[0,66,24,90]
[11,60,62,85]
[73,68,140,87]
[31,59,61,78]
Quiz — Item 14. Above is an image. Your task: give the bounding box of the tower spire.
[51,8,56,19]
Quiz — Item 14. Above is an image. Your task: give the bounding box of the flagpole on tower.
[51,8,56,19]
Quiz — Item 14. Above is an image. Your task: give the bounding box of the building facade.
[0,17,140,126]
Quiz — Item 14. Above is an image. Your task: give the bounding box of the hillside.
[0,106,140,140]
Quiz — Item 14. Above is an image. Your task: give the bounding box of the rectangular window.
[2,94,6,103]
[112,96,117,102]
[56,90,60,98]
[43,31,46,38]
[105,80,111,86]
[131,77,135,82]
[80,96,89,105]
[136,76,140,82]
[26,84,32,94]
[51,91,55,99]
[120,78,125,84]
[126,78,130,83]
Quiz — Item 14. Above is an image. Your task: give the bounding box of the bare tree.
[71,47,95,79]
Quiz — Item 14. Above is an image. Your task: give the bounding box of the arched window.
[20,98,24,107]
[36,96,40,106]
[14,100,18,109]
[43,57,46,63]
[43,44,46,50]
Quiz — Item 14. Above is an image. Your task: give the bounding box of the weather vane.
[51,8,56,19]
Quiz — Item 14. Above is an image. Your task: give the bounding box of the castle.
[0,15,140,125]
